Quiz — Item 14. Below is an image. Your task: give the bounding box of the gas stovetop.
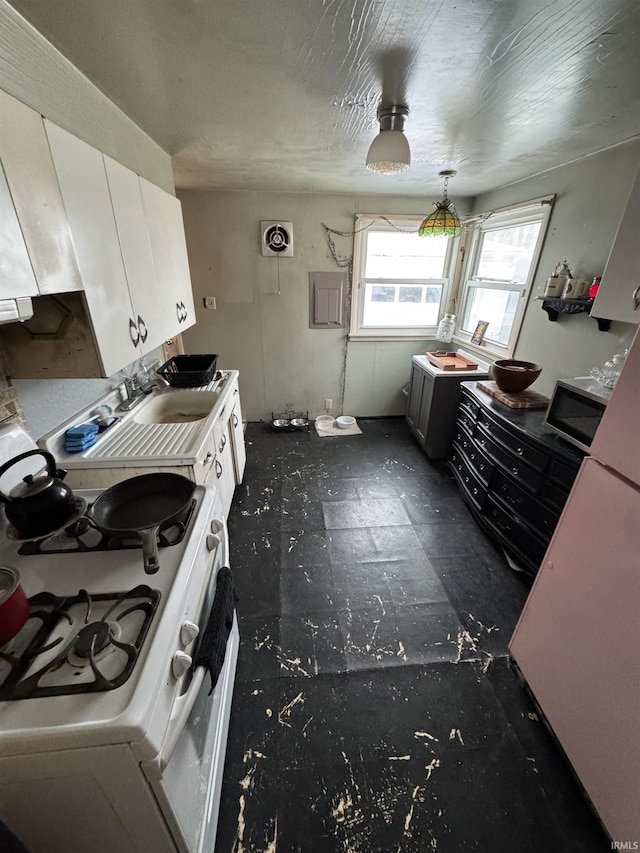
[14,498,196,556]
[0,584,161,700]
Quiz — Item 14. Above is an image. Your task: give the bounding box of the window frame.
[349,214,458,341]
[452,198,554,358]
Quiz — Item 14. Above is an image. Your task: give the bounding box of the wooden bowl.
[492,359,542,394]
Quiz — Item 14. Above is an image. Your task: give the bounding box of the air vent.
[261,221,293,257]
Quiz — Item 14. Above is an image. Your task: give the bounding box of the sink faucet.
[117,377,145,412]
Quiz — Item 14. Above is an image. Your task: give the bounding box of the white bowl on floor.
[336,415,356,429]
[315,415,334,426]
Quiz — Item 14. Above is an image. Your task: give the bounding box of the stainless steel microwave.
[543,378,612,453]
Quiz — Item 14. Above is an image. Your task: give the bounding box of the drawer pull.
[472,488,479,496]
[512,467,519,475]
[478,439,486,448]
[219,434,227,453]
[203,452,213,465]
[215,460,223,479]
[464,476,469,484]
[232,413,239,427]
[516,447,524,456]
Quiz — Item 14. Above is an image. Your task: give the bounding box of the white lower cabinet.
[58,375,245,521]
[207,422,236,518]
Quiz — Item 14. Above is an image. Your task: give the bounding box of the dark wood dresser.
[449,382,585,575]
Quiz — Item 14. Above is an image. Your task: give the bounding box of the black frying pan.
[88,473,196,573]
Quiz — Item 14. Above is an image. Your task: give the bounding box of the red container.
[0,567,30,646]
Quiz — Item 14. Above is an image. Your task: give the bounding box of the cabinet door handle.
[633,284,640,311]
[176,301,188,323]
[232,413,238,427]
[516,447,524,456]
[219,434,227,453]
[512,467,519,476]
[137,315,148,343]
[129,317,140,347]
[203,452,213,465]
[215,460,223,479]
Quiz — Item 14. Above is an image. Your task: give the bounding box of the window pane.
[371,286,395,302]
[462,285,519,345]
[365,231,448,278]
[363,282,442,327]
[398,286,422,303]
[476,222,541,283]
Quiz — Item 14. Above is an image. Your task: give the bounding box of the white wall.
[178,191,461,421]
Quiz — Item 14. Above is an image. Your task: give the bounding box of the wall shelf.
[535,296,611,332]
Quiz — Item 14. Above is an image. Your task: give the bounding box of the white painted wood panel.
[103,154,159,356]
[44,119,140,377]
[0,89,82,295]
[140,175,196,349]
[0,159,37,297]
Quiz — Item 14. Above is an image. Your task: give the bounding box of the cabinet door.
[139,176,196,349]
[592,167,640,323]
[406,362,426,441]
[0,91,81,295]
[509,458,640,840]
[103,155,158,357]
[44,120,139,376]
[0,160,37,297]
[229,395,246,484]
[207,424,236,518]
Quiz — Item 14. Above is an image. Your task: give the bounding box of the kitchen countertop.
[413,350,491,378]
[39,371,238,468]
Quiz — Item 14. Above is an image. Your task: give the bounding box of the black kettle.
[0,450,77,537]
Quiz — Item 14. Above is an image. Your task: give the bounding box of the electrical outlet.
[324,398,332,410]
[203,296,217,309]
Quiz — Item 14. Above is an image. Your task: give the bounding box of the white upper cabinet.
[0,160,37,297]
[592,167,640,324]
[44,120,141,376]
[0,89,82,296]
[139,175,196,346]
[103,154,158,357]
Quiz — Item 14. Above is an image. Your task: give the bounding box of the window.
[455,199,553,356]
[350,215,457,339]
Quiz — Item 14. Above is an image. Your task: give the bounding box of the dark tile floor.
[215,418,609,853]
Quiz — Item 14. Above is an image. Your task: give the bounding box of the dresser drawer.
[476,425,543,494]
[453,421,475,454]
[477,409,548,474]
[548,458,580,493]
[457,404,477,436]
[492,469,560,541]
[450,443,486,510]
[484,495,547,571]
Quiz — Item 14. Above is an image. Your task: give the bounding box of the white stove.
[0,426,238,853]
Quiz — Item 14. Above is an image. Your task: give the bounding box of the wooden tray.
[426,352,479,371]
[477,381,550,409]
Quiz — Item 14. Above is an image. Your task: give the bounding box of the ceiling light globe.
[366,130,411,175]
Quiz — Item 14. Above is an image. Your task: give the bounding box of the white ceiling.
[9,0,640,197]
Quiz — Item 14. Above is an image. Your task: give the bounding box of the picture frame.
[471,320,489,345]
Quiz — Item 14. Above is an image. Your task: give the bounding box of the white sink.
[132,390,218,424]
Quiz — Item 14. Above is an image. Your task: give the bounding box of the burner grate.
[17,499,196,556]
[0,585,161,700]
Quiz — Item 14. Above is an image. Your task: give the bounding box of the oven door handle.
[160,665,207,771]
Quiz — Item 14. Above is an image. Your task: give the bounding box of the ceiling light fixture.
[419,170,461,237]
[365,105,410,175]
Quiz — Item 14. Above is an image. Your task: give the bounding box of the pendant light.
[366,105,410,175]
[419,170,461,237]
